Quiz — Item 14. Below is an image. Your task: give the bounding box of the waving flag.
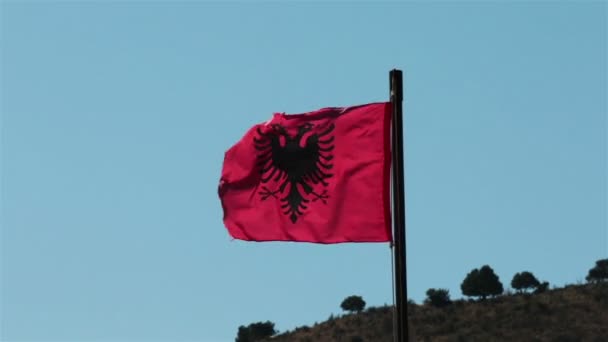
[219,102,392,243]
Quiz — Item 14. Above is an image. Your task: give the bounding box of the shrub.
[534,281,550,294]
[461,265,504,299]
[235,321,276,342]
[341,295,366,313]
[424,288,452,308]
[511,271,541,293]
[586,259,608,283]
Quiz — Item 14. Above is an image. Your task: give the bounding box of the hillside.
[263,283,608,342]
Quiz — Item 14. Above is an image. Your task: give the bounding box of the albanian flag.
[219,102,392,243]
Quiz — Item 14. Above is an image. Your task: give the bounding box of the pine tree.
[461,265,504,300]
[511,271,541,293]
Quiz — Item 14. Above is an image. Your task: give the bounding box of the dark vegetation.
[424,288,451,308]
[586,259,608,283]
[238,258,608,341]
[460,265,503,300]
[511,271,540,293]
[340,295,366,313]
[235,321,276,342]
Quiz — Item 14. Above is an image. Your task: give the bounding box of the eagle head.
[271,124,288,135]
[297,123,314,135]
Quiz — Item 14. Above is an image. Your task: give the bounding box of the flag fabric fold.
[219,102,392,244]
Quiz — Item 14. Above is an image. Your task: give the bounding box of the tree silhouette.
[235,321,276,342]
[534,281,550,294]
[461,265,504,300]
[586,259,608,283]
[511,271,541,293]
[341,295,366,313]
[424,288,452,308]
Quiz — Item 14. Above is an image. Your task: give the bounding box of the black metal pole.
[390,69,408,342]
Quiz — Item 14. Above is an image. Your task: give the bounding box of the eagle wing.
[300,124,334,187]
[254,123,334,190]
[255,127,287,184]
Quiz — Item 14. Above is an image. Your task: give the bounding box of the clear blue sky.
[1,2,606,341]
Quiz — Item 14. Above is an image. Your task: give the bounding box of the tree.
[461,265,504,300]
[511,271,541,293]
[340,295,366,313]
[235,321,277,342]
[586,259,608,283]
[461,268,482,298]
[424,288,451,308]
[534,281,550,294]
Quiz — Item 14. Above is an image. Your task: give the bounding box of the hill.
[263,283,608,341]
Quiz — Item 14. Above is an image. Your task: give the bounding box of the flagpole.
[390,69,408,342]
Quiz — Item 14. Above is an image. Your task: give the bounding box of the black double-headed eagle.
[254,122,335,223]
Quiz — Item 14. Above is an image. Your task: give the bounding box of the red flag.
[219,102,392,243]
